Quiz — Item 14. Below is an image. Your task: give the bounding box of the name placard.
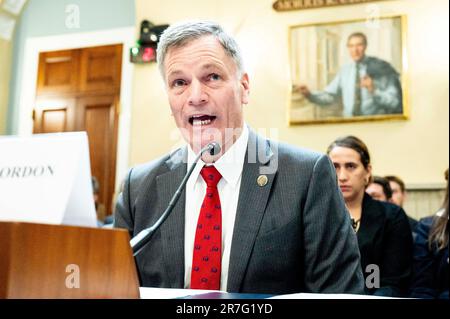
[0,132,97,227]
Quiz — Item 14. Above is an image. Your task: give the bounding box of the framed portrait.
[289,15,408,124]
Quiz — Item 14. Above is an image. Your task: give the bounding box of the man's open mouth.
[188,115,217,126]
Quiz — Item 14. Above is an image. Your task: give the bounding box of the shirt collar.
[187,124,249,189]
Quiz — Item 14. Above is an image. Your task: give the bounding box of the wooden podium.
[0,222,140,298]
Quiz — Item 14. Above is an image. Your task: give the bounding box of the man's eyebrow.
[200,63,223,71]
[167,70,184,78]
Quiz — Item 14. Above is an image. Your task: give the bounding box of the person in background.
[410,169,449,299]
[91,176,106,226]
[385,175,407,207]
[104,180,126,227]
[103,213,114,227]
[366,176,392,202]
[367,175,418,233]
[327,135,413,296]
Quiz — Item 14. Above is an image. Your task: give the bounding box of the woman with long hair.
[327,135,413,296]
[410,169,449,299]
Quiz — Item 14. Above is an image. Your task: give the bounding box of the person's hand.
[294,85,311,97]
[360,76,374,93]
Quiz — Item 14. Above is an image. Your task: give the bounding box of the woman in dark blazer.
[410,171,449,299]
[327,136,413,297]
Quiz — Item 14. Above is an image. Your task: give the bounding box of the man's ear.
[240,73,250,105]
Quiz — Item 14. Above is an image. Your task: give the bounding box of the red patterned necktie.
[190,165,222,290]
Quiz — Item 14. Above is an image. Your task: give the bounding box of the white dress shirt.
[184,125,249,291]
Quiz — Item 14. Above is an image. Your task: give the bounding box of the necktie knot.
[200,166,222,188]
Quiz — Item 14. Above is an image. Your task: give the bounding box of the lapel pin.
[257,175,268,187]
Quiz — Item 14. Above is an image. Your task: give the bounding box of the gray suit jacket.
[114,129,364,294]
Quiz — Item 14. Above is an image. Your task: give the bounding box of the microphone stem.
[130,143,215,256]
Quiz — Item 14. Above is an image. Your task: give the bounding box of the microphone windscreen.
[209,142,221,156]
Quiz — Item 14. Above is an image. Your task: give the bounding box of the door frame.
[18,27,134,195]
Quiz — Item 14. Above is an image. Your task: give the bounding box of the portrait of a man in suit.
[290,16,406,123]
[297,32,403,117]
[114,20,364,295]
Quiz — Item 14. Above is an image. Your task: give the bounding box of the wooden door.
[36,50,79,94]
[33,98,77,133]
[79,45,122,94]
[33,44,122,220]
[76,95,119,218]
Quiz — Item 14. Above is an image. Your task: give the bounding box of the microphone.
[130,142,221,256]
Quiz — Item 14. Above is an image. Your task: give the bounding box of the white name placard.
[0,132,97,227]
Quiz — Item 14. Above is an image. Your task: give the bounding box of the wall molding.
[406,183,446,190]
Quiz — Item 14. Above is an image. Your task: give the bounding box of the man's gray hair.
[156,20,245,78]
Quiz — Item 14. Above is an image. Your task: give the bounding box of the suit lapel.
[156,147,187,288]
[227,130,277,292]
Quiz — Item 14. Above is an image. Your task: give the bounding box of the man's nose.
[187,79,208,106]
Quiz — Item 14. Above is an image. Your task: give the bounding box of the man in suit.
[114,20,364,295]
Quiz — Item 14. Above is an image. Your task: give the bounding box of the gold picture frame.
[289,15,409,125]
